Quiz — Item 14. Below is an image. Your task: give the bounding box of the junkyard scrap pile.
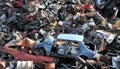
[0,0,120,69]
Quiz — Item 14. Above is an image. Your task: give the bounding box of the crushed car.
[35,34,95,59]
[2,38,56,68]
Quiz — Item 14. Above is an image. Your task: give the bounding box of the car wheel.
[36,47,46,56]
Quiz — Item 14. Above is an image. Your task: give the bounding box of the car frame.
[35,34,95,59]
[2,38,55,65]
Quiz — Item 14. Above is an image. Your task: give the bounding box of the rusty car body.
[2,38,55,65]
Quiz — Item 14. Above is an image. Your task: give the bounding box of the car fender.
[35,42,53,55]
[79,50,94,59]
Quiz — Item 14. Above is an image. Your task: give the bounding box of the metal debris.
[0,0,120,69]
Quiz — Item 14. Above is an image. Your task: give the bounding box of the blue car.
[35,34,95,59]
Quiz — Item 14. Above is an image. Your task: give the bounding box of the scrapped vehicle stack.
[0,0,120,69]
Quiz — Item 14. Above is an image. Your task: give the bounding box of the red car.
[2,38,55,65]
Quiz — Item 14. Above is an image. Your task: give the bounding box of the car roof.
[57,34,84,42]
